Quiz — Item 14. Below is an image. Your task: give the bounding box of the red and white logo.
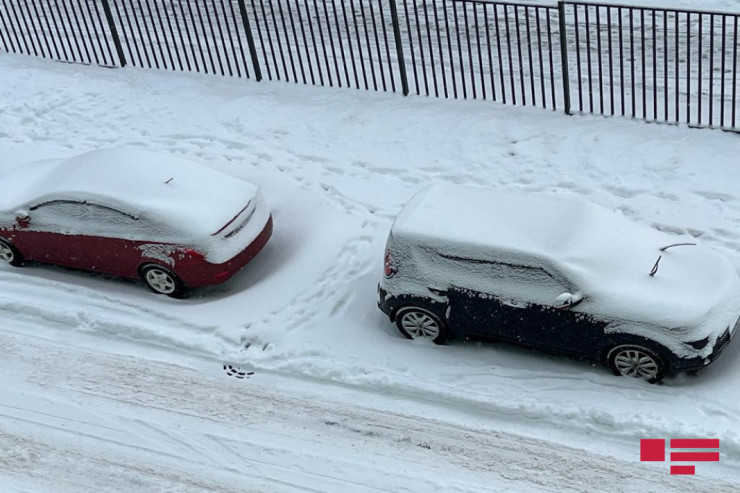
[640,439,720,475]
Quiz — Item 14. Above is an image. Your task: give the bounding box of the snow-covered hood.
[565,242,740,340]
[552,207,740,337]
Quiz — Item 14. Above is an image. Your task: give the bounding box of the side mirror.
[555,292,584,310]
[15,210,30,228]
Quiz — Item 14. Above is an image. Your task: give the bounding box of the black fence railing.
[401,1,563,109]
[0,0,121,66]
[1,1,738,131]
[246,0,402,91]
[565,2,740,129]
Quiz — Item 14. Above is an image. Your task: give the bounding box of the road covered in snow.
[8,326,733,492]
[1,54,740,490]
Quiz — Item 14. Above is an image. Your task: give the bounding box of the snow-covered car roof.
[392,184,740,333]
[0,148,258,237]
[393,184,591,262]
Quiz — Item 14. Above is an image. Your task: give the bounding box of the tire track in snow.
[0,270,246,360]
[0,431,249,493]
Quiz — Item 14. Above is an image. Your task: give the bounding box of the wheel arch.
[600,334,674,367]
[0,235,25,266]
[138,261,176,278]
[389,297,448,323]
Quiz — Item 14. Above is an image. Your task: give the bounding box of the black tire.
[395,307,450,344]
[0,238,23,267]
[606,344,667,384]
[140,264,187,299]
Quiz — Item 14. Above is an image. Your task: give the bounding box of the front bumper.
[672,327,734,373]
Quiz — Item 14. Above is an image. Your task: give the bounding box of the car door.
[80,203,146,277]
[21,200,90,267]
[446,259,543,341]
[513,295,608,357]
[499,265,608,357]
[447,285,529,341]
[447,260,606,357]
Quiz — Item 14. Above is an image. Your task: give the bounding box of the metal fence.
[1,1,738,131]
[400,1,563,109]
[565,2,739,129]
[0,0,121,66]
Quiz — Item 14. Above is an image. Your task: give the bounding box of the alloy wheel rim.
[401,311,440,339]
[145,269,176,294]
[0,243,13,263]
[614,349,659,380]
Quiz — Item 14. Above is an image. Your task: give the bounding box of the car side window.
[89,203,164,240]
[30,200,145,238]
[29,200,88,234]
[83,203,139,234]
[437,252,570,305]
[490,263,567,304]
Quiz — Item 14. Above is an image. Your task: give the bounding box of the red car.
[0,149,272,298]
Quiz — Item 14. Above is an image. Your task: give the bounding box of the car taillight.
[384,249,395,277]
[183,248,204,259]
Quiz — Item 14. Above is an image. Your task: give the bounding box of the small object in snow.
[223,364,254,379]
[164,177,174,184]
[377,184,740,384]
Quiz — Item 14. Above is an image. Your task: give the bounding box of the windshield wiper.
[659,242,696,251]
[649,243,697,277]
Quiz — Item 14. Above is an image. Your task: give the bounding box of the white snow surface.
[389,183,740,349]
[1,54,740,490]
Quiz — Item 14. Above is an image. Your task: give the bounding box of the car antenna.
[165,177,173,184]
[649,255,662,277]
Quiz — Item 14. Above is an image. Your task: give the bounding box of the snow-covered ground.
[1,54,740,490]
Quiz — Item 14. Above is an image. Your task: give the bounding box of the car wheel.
[141,264,186,298]
[607,344,666,383]
[0,238,23,267]
[395,307,449,344]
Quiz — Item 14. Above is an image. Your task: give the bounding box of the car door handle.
[499,298,527,308]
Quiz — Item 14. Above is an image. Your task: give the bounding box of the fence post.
[99,0,126,67]
[388,0,409,96]
[557,1,571,115]
[236,0,263,81]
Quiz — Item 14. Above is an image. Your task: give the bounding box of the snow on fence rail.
[0,0,738,130]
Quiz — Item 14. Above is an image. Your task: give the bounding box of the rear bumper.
[181,215,273,287]
[377,284,394,318]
